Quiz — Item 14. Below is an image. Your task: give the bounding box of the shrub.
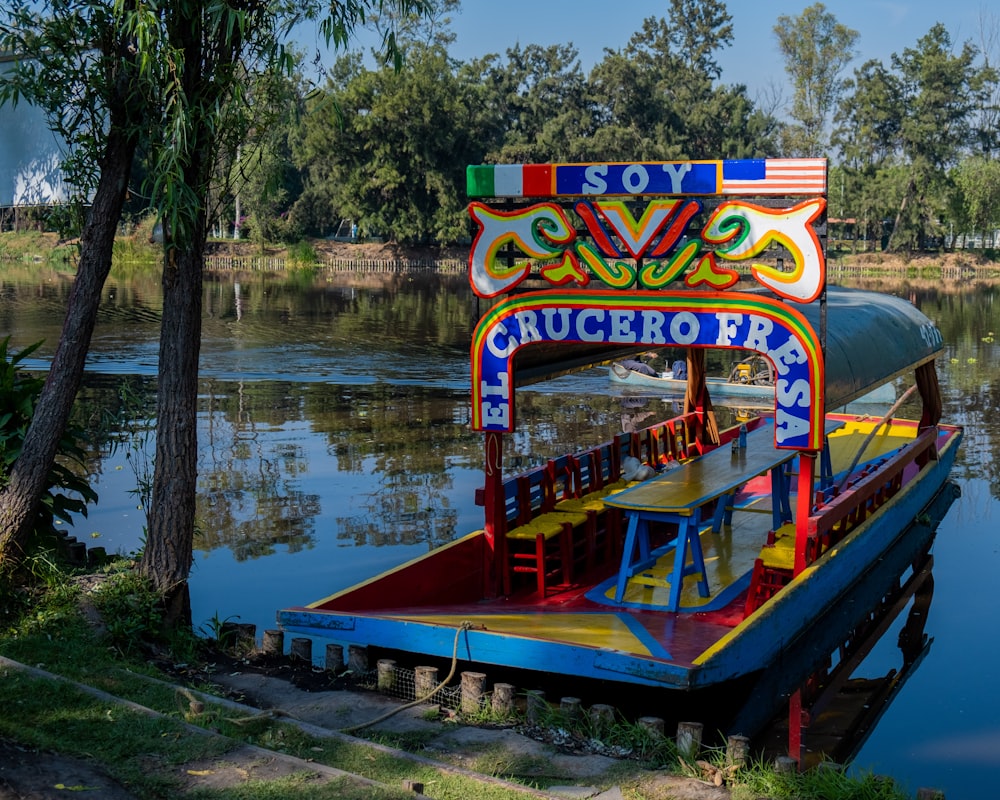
[0,338,97,550]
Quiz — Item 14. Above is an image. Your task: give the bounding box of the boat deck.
[281,418,961,688]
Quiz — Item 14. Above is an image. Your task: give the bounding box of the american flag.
[720,158,827,195]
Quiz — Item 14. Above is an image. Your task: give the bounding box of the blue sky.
[332,1,994,104]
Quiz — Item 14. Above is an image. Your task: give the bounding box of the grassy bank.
[0,557,927,800]
[4,226,999,280]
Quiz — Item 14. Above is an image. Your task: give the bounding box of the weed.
[730,755,910,800]
[459,692,520,726]
[286,240,319,266]
[200,611,240,643]
[87,562,205,661]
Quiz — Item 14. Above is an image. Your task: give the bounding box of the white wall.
[0,60,69,207]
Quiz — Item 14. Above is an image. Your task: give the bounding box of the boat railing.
[805,427,939,565]
[744,426,941,615]
[477,410,706,526]
[472,409,707,596]
[627,414,702,467]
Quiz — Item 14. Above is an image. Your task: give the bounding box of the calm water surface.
[1,265,997,798]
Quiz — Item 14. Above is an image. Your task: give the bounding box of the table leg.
[615,514,642,603]
[667,515,710,611]
[771,464,792,529]
[711,491,735,532]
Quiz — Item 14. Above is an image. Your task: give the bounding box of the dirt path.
[0,738,139,800]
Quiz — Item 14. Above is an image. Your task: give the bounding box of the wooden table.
[604,421,840,610]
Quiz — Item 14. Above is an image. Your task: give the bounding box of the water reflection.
[3,267,984,563]
[765,571,934,767]
[752,506,944,770]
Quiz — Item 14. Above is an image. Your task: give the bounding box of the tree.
[129,0,432,624]
[0,0,431,622]
[833,24,991,252]
[293,36,474,244]
[468,42,590,164]
[587,0,773,161]
[774,3,858,156]
[0,0,147,577]
[234,72,308,245]
[887,24,984,251]
[832,59,904,249]
[952,155,1000,245]
[972,8,1000,158]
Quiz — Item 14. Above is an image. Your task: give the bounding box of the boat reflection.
[741,481,958,768]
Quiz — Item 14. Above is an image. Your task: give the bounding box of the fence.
[204,254,466,274]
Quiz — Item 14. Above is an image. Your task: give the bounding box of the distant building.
[0,52,70,208]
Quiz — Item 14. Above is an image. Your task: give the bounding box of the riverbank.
[210,238,998,277]
[0,565,949,800]
[4,228,999,277]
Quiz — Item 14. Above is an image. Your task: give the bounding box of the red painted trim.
[795,454,816,575]
[522,164,553,196]
[484,431,505,597]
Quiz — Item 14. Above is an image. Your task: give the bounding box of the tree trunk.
[0,125,137,575]
[886,177,917,253]
[136,0,244,630]
[139,239,205,628]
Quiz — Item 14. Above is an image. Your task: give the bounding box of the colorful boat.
[278,159,961,722]
[609,357,775,398]
[609,357,896,404]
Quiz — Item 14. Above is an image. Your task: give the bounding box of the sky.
[324,0,996,105]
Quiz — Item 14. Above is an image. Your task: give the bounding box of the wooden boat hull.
[278,421,961,693]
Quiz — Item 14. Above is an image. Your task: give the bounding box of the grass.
[184,775,405,800]
[0,669,230,796]
[0,230,74,263]
[729,757,912,800]
[0,560,926,800]
[0,563,568,799]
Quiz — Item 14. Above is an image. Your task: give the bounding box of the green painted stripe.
[466,165,495,198]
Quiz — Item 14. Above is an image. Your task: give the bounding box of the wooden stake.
[290,637,311,663]
[261,629,283,655]
[676,721,703,759]
[491,682,515,717]
[460,671,486,715]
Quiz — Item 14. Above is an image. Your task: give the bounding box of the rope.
[338,621,475,734]
[834,384,918,494]
[166,621,478,734]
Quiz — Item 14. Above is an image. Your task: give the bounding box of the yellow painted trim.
[393,612,654,655]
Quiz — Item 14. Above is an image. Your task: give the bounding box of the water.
[2,264,998,797]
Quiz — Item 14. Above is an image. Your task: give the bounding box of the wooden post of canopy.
[794,452,816,576]
[684,348,720,450]
[483,430,505,597]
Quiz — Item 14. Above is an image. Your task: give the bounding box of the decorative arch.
[471,291,825,450]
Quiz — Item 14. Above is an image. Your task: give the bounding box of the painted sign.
[466,159,827,198]
[468,197,826,302]
[466,158,829,450]
[471,291,824,450]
